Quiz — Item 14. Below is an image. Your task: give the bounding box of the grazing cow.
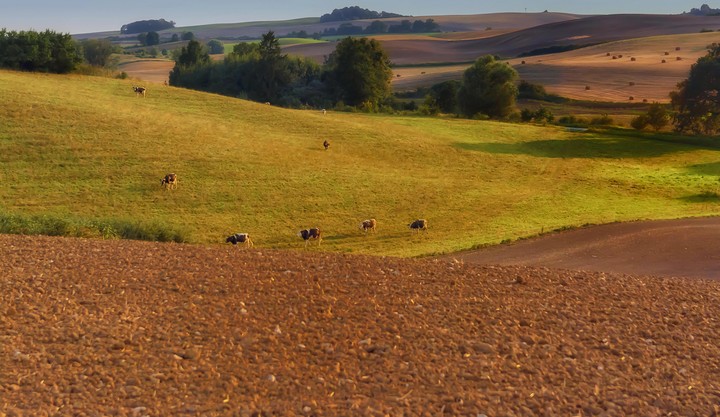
[359,218,377,233]
[298,227,322,247]
[133,86,146,97]
[409,219,428,233]
[226,233,253,247]
[161,173,178,190]
[322,108,327,115]
[323,140,330,151]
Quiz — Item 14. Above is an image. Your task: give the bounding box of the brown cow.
[323,140,330,151]
[161,173,177,190]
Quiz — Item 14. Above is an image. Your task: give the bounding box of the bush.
[557,115,589,126]
[520,107,554,124]
[631,114,650,130]
[590,114,614,126]
[0,212,188,242]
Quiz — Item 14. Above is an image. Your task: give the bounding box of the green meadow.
[1,69,720,256]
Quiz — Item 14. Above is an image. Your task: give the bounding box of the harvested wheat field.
[2,231,720,416]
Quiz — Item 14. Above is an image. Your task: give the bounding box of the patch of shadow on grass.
[685,162,720,177]
[454,138,686,159]
[678,192,720,203]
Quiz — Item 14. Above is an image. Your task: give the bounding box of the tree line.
[313,19,439,38]
[0,28,718,136]
[320,6,403,23]
[168,32,393,110]
[121,19,176,35]
[0,29,81,73]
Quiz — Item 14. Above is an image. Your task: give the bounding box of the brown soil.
[3,227,720,416]
[451,217,720,280]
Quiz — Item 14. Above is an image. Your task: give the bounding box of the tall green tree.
[457,55,518,118]
[168,40,211,87]
[429,80,461,114]
[146,31,160,46]
[81,38,115,67]
[207,40,225,54]
[325,37,392,108]
[671,43,720,135]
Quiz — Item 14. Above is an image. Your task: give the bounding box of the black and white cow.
[298,227,322,247]
[359,218,377,233]
[133,86,146,97]
[161,173,177,190]
[409,219,428,232]
[226,233,253,247]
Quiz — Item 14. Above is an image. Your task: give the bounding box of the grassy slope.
[2,70,720,257]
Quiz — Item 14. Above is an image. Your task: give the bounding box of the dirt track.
[2,224,720,416]
[453,217,720,280]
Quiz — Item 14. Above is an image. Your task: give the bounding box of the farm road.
[450,217,720,279]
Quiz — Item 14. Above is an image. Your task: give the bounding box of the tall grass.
[0,212,187,242]
[1,70,720,256]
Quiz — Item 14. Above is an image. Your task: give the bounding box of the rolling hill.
[2,70,720,257]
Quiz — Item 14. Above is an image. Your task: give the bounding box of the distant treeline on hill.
[120,19,176,34]
[686,4,720,15]
[320,6,404,23]
[286,18,439,38]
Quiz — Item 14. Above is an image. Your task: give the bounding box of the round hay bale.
[612,55,618,59]
[631,57,636,61]
[629,81,635,86]
[585,85,591,90]
[606,52,611,56]
[662,59,667,63]
[677,56,682,61]
[521,60,526,64]
[629,96,634,101]
[664,51,670,55]
[643,98,648,103]
[676,46,681,51]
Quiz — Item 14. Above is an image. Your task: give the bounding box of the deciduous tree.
[457,55,518,118]
[324,37,392,108]
[671,43,720,135]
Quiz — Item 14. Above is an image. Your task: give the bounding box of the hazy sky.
[0,1,711,34]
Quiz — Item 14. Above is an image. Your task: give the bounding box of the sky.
[0,1,712,34]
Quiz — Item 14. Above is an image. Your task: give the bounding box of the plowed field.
[2,230,720,416]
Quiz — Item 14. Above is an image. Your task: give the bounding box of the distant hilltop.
[320,6,405,23]
[120,19,176,34]
[686,3,720,15]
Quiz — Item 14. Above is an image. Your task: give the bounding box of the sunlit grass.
[1,70,720,256]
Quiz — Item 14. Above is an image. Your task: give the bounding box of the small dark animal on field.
[323,140,330,150]
[298,227,322,247]
[226,233,253,247]
[133,86,146,97]
[409,219,428,232]
[161,173,177,190]
[360,219,377,233]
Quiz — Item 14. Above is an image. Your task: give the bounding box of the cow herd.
[160,172,428,249]
[224,218,426,249]
[149,88,428,249]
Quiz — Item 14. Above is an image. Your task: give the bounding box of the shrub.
[557,115,589,126]
[0,212,188,242]
[631,114,650,130]
[589,114,614,126]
